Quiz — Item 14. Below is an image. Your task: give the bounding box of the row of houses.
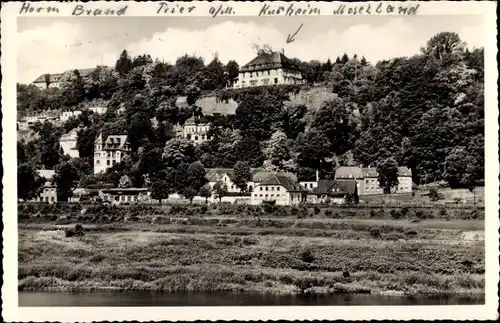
[18,106,107,131]
[32,165,412,206]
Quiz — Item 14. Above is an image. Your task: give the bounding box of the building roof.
[361,167,379,178]
[335,166,364,179]
[101,188,148,195]
[312,179,357,197]
[240,50,301,73]
[60,129,79,141]
[206,168,234,182]
[205,168,268,183]
[252,171,297,183]
[398,167,412,176]
[104,135,129,150]
[258,174,306,192]
[37,169,55,180]
[33,67,103,84]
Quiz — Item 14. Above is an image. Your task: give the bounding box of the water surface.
[19,291,485,307]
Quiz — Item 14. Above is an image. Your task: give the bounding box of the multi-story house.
[306,179,358,204]
[251,174,307,205]
[60,110,82,123]
[335,166,413,195]
[31,169,57,204]
[87,106,107,115]
[93,133,131,174]
[59,129,80,158]
[32,66,106,90]
[233,49,304,88]
[183,117,210,145]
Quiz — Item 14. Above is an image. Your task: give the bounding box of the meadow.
[18,203,485,295]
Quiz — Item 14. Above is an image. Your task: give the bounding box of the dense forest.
[17,32,484,201]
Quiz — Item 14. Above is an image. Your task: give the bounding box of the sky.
[17,15,484,84]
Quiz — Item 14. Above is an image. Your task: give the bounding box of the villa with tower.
[93,133,131,174]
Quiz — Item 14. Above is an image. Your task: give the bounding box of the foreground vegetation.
[18,204,484,295]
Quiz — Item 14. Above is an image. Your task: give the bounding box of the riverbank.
[18,215,485,295]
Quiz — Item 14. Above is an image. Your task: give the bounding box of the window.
[262,79,269,85]
[121,196,126,201]
[250,72,253,77]
[277,194,280,197]
[127,196,132,201]
[265,194,268,198]
[114,196,119,201]
[265,187,268,191]
[254,194,258,197]
[267,71,270,76]
[112,160,116,165]
[271,194,274,197]
[260,187,263,191]
[274,78,278,84]
[271,187,274,191]
[107,160,110,166]
[51,197,55,202]
[194,136,199,141]
[256,72,259,76]
[250,80,257,86]
[277,187,280,191]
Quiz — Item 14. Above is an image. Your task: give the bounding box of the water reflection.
[19,291,485,307]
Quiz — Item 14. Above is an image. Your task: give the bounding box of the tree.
[225,60,240,86]
[186,161,207,200]
[263,130,295,172]
[17,163,45,201]
[213,181,228,203]
[294,129,332,171]
[54,161,80,202]
[421,32,466,60]
[151,180,170,204]
[174,162,190,194]
[115,50,134,76]
[118,175,133,188]
[162,138,195,168]
[202,55,227,91]
[233,161,251,193]
[377,158,399,194]
[199,185,212,203]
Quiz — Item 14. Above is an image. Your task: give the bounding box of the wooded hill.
[17,32,484,201]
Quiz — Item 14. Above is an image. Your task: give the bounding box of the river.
[19,291,485,307]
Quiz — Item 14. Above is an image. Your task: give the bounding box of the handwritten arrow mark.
[286,23,303,44]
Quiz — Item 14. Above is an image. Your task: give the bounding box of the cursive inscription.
[72,4,128,16]
[19,2,60,14]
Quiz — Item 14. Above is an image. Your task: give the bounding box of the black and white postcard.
[2,1,498,321]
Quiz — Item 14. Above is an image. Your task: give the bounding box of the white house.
[31,169,57,204]
[100,188,149,205]
[60,110,82,123]
[233,49,304,88]
[88,106,107,115]
[59,129,80,158]
[251,174,307,206]
[335,166,413,195]
[93,133,131,174]
[183,117,210,145]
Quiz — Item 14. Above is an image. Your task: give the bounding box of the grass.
[18,213,485,295]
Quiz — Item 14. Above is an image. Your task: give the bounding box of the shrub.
[324,209,333,218]
[313,206,321,215]
[370,228,381,239]
[300,248,315,263]
[262,203,278,215]
[384,232,405,241]
[199,204,208,215]
[439,208,447,217]
[405,229,418,237]
[390,209,403,220]
[401,206,409,217]
[291,206,299,216]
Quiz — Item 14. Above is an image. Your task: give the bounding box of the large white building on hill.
[93,133,131,174]
[233,49,304,88]
[59,129,80,158]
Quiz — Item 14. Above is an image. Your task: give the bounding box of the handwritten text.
[72,5,128,16]
[19,2,60,14]
[333,3,420,15]
[258,3,320,16]
[156,2,196,15]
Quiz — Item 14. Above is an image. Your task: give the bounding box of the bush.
[199,204,208,215]
[384,232,405,241]
[370,228,381,239]
[390,209,403,220]
[313,206,321,215]
[324,209,333,218]
[300,248,315,263]
[405,229,418,237]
